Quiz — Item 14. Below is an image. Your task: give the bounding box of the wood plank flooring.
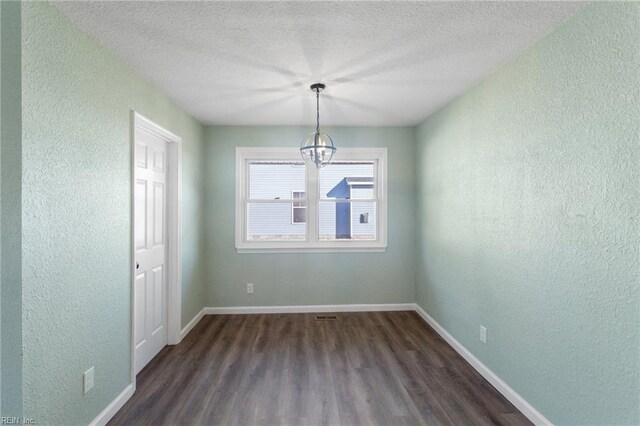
[109,311,531,426]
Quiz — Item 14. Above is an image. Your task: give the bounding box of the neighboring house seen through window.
[236,147,387,253]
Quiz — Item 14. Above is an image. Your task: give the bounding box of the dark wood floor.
[109,311,530,426]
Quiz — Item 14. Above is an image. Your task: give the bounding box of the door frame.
[130,111,182,384]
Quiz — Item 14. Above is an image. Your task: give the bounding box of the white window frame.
[291,190,306,224]
[236,147,387,253]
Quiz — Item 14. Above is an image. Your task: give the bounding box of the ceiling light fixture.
[300,83,336,168]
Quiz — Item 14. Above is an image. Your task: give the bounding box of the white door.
[134,128,168,374]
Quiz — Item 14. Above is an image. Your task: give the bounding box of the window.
[236,147,387,252]
[291,191,306,224]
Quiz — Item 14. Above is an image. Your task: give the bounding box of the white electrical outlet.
[247,283,254,294]
[83,367,94,394]
[480,325,487,344]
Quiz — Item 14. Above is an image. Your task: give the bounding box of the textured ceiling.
[55,1,584,126]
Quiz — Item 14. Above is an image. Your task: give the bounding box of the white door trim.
[131,111,182,384]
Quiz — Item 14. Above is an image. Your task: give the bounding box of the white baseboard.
[204,303,415,315]
[178,307,206,342]
[413,304,551,426]
[89,383,134,426]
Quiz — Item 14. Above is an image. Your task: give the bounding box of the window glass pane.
[248,202,306,241]
[319,161,375,200]
[292,207,306,224]
[249,161,305,200]
[292,191,305,206]
[319,201,376,240]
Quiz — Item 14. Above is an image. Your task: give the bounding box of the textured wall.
[0,3,2,410]
[1,2,3,413]
[205,126,415,307]
[0,0,22,417]
[16,1,640,424]
[21,3,206,424]
[415,3,639,424]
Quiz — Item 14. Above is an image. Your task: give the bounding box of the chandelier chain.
[316,87,320,134]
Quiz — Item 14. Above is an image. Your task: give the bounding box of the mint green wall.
[21,3,206,424]
[205,126,415,307]
[415,3,640,424]
[12,1,640,424]
[0,3,2,410]
[0,1,3,413]
[0,1,22,417]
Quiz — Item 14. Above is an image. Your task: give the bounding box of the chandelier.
[300,83,336,168]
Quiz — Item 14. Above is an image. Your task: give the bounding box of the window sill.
[236,246,387,254]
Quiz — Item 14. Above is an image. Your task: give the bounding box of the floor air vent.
[315,315,338,321]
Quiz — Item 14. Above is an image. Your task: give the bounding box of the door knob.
[136,262,140,270]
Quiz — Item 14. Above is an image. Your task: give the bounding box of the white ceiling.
[55,1,584,127]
